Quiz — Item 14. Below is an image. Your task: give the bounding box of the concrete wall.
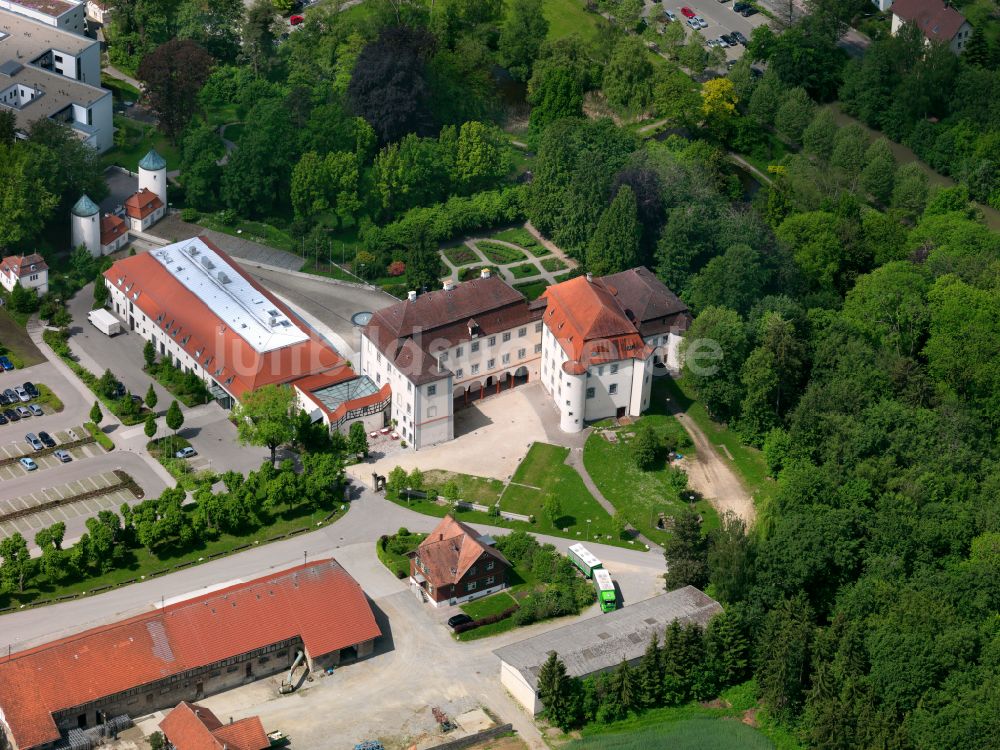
[500,660,539,714]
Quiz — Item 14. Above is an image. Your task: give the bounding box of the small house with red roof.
[410,515,510,607]
[539,267,689,432]
[0,253,48,295]
[159,702,269,750]
[0,558,380,750]
[890,0,972,53]
[124,187,165,232]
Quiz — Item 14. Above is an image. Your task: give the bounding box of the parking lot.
[649,0,770,63]
[0,471,136,541]
[0,425,100,478]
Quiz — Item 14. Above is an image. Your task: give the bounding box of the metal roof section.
[493,587,723,688]
[138,147,166,171]
[71,193,98,216]
[309,375,379,413]
[149,238,309,354]
[569,543,601,569]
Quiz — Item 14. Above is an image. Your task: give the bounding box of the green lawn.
[543,0,607,41]
[513,280,550,300]
[571,716,774,750]
[509,262,540,279]
[0,307,44,367]
[490,227,549,256]
[583,381,720,543]
[460,265,500,282]
[147,436,218,491]
[443,245,479,266]
[659,376,775,509]
[101,75,140,105]
[102,116,182,172]
[376,531,426,578]
[542,257,568,272]
[423,470,505,504]
[222,123,245,143]
[461,589,518,619]
[35,384,64,413]
[478,241,526,264]
[386,443,635,548]
[196,213,302,256]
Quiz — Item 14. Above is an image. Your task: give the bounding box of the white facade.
[359,318,543,449]
[127,203,165,232]
[891,10,973,53]
[139,162,168,208]
[411,576,507,608]
[0,260,47,295]
[872,0,892,11]
[85,0,108,24]
[71,209,100,255]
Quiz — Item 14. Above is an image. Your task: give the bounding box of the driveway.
[352,383,553,484]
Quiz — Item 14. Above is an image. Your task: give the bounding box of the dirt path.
[664,401,756,527]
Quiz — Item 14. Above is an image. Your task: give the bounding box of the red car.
[680,6,696,17]
[290,14,304,25]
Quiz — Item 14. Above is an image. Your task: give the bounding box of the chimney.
[586,272,593,283]
[407,290,417,302]
[439,533,444,541]
[480,268,491,279]
[443,278,455,292]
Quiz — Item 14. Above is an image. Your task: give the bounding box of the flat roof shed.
[493,587,722,714]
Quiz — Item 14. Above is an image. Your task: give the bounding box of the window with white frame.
[488,336,496,346]
[428,384,437,396]
[502,353,510,364]
[518,348,526,359]
[471,363,480,375]
[488,358,495,369]
[518,327,526,337]
[609,383,618,395]
[456,368,464,378]
[610,363,619,374]
[502,332,511,342]
[467,581,477,591]
[456,346,464,357]
[586,387,595,398]
[471,342,480,353]
[534,343,542,354]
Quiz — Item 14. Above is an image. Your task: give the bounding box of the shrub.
[454,605,519,633]
[180,207,199,222]
[387,260,406,277]
[218,208,238,226]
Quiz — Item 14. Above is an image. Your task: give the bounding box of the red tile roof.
[541,268,688,366]
[104,239,357,400]
[100,213,128,246]
[124,188,164,220]
[0,559,380,750]
[1,253,47,278]
[892,0,968,41]
[415,516,509,587]
[161,703,268,750]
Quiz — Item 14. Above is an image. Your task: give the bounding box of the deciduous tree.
[499,0,549,81]
[232,384,296,466]
[137,39,215,142]
[586,185,641,275]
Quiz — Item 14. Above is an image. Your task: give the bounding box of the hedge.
[454,604,520,634]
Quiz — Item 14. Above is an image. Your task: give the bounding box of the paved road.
[237,264,396,359]
[150,214,305,271]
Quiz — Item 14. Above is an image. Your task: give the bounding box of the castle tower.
[137,148,167,207]
[71,194,101,257]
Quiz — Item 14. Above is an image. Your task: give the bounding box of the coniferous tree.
[586,185,641,276]
[537,652,575,730]
[638,634,663,708]
[663,508,709,591]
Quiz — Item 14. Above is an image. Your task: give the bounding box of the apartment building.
[0,7,111,150]
[0,0,86,33]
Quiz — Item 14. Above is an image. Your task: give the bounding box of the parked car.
[290,14,304,24]
[732,30,748,44]
[733,1,749,9]
[720,33,735,45]
[23,382,38,398]
[54,449,71,462]
[741,6,758,14]
[694,15,708,27]
[447,614,473,629]
[4,408,19,422]
[0,393,8,406]
[175,446,197,459]
[0,356,13,371]
[0,412,7,425]
[707,38,722,47]
[680,5,696,17]
[686,17,700,28]
[28,404,43,417]
[38,431,55,448]
[14,386,29,402]
[15,406,31,418]
[3,388,16,403]
[665,8,676,19]
[19,456,37,471]
[25,433,43,451]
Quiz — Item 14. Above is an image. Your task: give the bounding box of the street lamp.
[586,518,591,539]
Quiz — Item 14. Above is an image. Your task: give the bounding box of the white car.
[14,386,30,402]
[695,16,708,27]
[707,38,722,47]
[686,17,700,28]
[175,446,197,459]
[665,9,676,19]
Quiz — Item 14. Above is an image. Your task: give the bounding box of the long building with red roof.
[103,237,389,432]
[0,559,381,750]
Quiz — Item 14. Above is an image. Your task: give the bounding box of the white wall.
[500,661,540,715]
[71,212,100,257]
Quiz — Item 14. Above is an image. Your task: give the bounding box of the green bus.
[593,568,617,612]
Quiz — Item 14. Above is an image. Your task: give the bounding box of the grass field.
[509,262,540,279]
[583,379,720,542]
[660,376,775,509]
[423,470,505,504]
[461,589,518,619]
[543,0,607,41]
[490,227,549,256]
[542,257,568,272]
[571,716,774,750]
[478,241,526,264]
[102,116,182,172]
[513,280,549,300]
[0,307,44,367]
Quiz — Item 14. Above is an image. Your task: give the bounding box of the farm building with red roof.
[0,559,380,750]
[159,702,269,750]
[103,237,389,433]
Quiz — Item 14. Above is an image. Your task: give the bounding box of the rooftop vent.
[218,271,231,284]
[200,256,214,270]
[443,279,455,292]
[407,290,417,302]
[188,245,199,256]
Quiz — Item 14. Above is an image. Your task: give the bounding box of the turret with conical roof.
[71,195,101,257]
[138,148,167,208]
[72,194,100,218]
